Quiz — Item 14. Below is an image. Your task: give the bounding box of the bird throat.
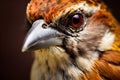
[31,47,96,80]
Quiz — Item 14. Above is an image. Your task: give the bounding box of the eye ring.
[70,13,84,29]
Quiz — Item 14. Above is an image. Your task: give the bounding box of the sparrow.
[22,0,120,80]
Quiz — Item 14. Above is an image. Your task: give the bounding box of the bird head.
[22,0,120,79]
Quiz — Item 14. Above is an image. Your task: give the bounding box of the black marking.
[108,61,120,66]
[46,60,50,73]
[100,74,112,80]
[42,23,48,29]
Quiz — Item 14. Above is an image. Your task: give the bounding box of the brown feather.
[95,51,120,80]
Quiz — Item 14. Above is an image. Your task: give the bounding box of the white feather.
[98,30,115,51]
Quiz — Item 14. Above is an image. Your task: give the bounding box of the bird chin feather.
[30,46,98,80]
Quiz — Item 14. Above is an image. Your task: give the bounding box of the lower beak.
[22,20,64,52]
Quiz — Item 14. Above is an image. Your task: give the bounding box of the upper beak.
[22,20,64,52]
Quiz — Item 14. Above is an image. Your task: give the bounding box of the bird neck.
[31,47,93,80]
[31,47,82,80]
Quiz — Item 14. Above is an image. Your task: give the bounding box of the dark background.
[0,0,120,80]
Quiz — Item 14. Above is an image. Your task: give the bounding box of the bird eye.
[70,13,83,28]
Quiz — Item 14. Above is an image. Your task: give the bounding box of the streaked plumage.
[22,0,120,80]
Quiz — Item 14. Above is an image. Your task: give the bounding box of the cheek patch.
[98,30,115,51]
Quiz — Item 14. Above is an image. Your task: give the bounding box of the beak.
[22,20,64,52]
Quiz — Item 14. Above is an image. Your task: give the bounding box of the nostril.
[42,23,48,29]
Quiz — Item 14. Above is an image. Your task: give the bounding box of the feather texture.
[23,0,120,80]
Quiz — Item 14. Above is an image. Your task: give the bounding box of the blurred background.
[0,0,120,80]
